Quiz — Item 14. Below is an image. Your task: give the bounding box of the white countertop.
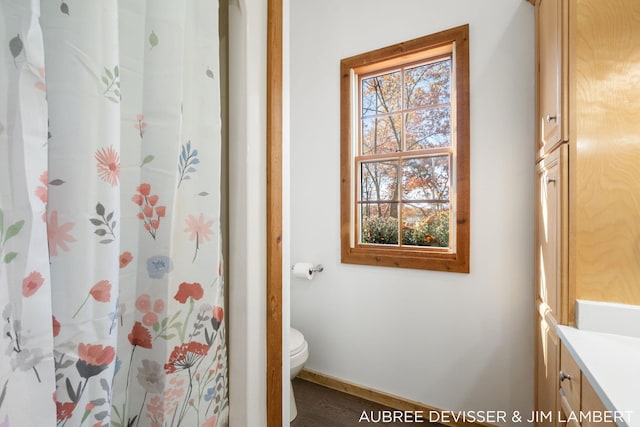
[557,325,640,427]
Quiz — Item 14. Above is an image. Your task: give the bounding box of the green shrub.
[361,215,398,244]
[362,211,449,247]
[402,210,449,247]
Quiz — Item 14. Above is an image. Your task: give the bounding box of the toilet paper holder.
[291,264,324,274]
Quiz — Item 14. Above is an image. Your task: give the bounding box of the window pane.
[404,59,451,109]
[402,156,450,201]
[362,114,402,155]
[361,161,398,202]
[401,203,450,247]
[360,203,399,245]
[405,107,451,150]
[362,71,401,116]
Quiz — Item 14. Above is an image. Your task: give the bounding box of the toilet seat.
[290,327,306,356]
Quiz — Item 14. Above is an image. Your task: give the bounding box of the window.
[340,25,469,272]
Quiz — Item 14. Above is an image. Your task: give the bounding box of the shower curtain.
[0,1,228,426]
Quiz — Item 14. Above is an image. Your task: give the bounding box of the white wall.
[228,0,267,425]
[289,1,535,424]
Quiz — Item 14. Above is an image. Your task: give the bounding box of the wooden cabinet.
[536,0,568,159]
[534,1,569,421]
[559,343,580,413]
[534,1,569,422]
[535,145,568,323]
[558,343,616,427]
[535,313,560,427]
[535,145,568,427]
[581,377,616,427]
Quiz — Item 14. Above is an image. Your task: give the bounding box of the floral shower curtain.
[0,0,228,426]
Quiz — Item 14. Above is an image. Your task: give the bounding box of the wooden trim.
[558,144,570,326]
[534,0,540,150]
[356,144,452,162]
[354,45,453,76]
[340,25,470,273]
[567,0,577,327]
[341,26,461,73]
[266,0,283,425]
[299,369,495,427]
[560,0,569,143]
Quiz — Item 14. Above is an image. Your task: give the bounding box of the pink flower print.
[47,210,76,256]
[52,315,61,337]
[202,416,218,427]
[134,114,147,138]
[162,377,185,422]
[168,376,185,397]
[140,297,163,326]
[142,311,158,327]
[36,171,48,222]
[95,146,120,186]
[76,343,115,379]
[174,282,204,304]
[138,183,151,196]
[132,183,165,239]
[119,251,133,268]
[136,294,151,313]
[35,171,48,203]
[146,395,165,426]
[89,280,111,302]
[184,213,214,262]
[56,401,76,422]
[128,322,152,349]
[153,299,164,314]
[73,280,112,318]
[211,306,224,331]
[184,214,214,241]
[34,67,46,92]
[22,271,45,297]
[164,341,210,374]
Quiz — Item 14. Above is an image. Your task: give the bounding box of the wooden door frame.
[267,0,283,425]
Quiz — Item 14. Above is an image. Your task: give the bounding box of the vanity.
[557,324,640,427]
[555,300,640,427]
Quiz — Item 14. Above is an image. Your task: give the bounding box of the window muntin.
[340,25,469,273]
[356,55,454,250]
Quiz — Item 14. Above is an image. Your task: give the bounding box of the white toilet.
[289,327,309,422]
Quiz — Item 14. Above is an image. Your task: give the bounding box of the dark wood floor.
[290,378,443,426]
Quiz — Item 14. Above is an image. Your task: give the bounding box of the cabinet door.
[535,145,568,321]
[559,344,580,413]
[581,377,616,427]
[535,311,559,427]
[537,0,567,158]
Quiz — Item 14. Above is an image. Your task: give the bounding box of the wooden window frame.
[340,25,470,273]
